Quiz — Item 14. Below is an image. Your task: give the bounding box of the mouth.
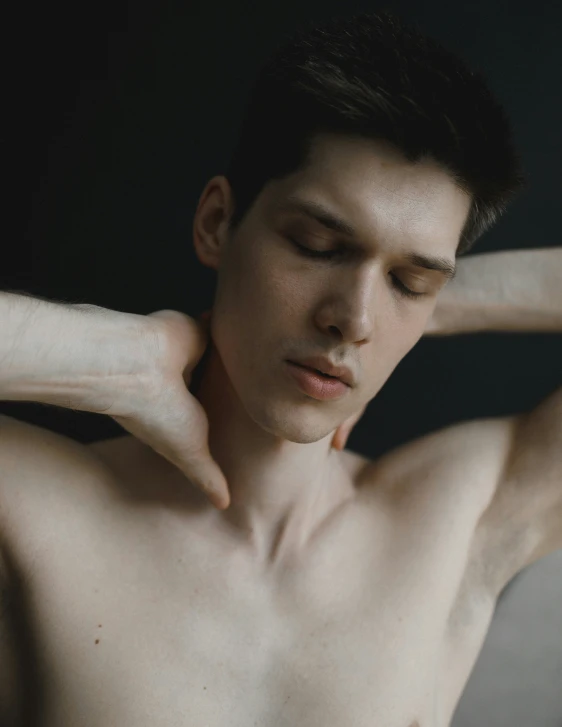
[287,355,354,386]
[285,361,350,400]
[306,366,338,379]
[290,362,341,381]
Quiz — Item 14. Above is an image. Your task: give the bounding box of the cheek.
[215,251,271,319]
[247,261,309,325]
[401,323,427,355]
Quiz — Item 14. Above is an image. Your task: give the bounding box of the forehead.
[265,134,470,256]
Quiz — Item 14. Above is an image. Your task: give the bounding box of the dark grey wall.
[10,0,562,455]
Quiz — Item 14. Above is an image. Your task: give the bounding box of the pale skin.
[188,134,472,561]
[1,133,561,727]
[196,311,366,453]
[198,308,365,452]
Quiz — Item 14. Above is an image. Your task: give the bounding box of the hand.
[331,403,367,451]
[122,306,362,510]
[108,307,230,511]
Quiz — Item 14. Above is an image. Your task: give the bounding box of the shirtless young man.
[1,9,561,727]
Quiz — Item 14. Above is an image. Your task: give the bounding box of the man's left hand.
[331,403,368,451]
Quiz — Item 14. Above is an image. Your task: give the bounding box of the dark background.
[8,0,562,456]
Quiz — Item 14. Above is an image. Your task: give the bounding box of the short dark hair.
[224,9,527,256]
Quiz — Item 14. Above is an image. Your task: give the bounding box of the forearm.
[0,291,146,412]
[428,247,562,335]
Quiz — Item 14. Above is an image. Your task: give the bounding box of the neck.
[191,342,356,565]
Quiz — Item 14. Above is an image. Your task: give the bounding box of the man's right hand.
[0,292,229,510]
[108,307,230,511]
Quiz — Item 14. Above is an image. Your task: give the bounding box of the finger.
[183,450,230,510]
[160,389,230,508]
[169,418,231,509]
[331,405,367,450]
[331,425,348,451]
[113,389,231,510]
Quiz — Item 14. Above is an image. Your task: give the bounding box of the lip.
[287,356,354,387]
[286,362,350,400]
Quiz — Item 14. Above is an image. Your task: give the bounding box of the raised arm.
[426,247,562,335]
[424,247,562,594]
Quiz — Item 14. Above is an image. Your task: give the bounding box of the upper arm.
[479,386,562,594]
[0,540,23,727]
[0,415,33,727]
[0,413,107,539]
[0,413,106,723]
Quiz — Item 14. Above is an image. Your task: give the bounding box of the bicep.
[481,387,562,594]
[0,416,39,725]
[0,543,22,727]
[502,386,562,563]
[0,413,105,724]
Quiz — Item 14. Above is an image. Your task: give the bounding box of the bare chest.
[17,471,497,727]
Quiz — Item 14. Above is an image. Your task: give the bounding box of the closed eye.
[288,237,427,300]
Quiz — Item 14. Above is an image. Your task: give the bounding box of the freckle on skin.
[95,639,100,645]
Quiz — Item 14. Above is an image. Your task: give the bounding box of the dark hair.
[224,9,527,256]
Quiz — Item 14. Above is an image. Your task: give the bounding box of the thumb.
[181,449,231,510]
[161,389,231,510]
[111,384,231,510]
[163,402,230,510]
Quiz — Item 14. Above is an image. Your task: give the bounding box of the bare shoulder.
[364,414,516,506]
[0,414,111,563]
[0,412,105,466]
[0,412,108,485]
[362,414,520,596]
[0,415,120,722]
[87,432,139,464]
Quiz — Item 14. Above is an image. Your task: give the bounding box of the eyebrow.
[279,195,457,281]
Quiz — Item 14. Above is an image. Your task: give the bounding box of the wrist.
[64,305,157,416]
[1,297,151,415]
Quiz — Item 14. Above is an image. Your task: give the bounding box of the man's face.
[194,133,471,445]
